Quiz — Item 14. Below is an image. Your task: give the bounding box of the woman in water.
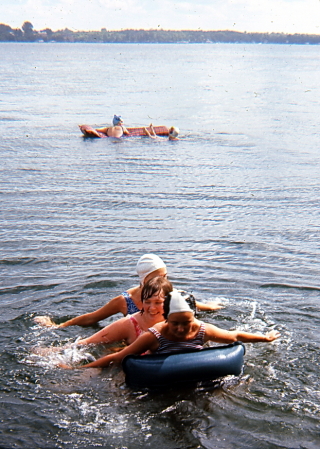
[35,254,221,328]
[74,290,280,369]
[75,276,172,347]
[144,123,179,140]
[33,276,172,362]
[95,114,130,138]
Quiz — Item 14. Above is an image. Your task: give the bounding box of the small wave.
[0,257,43,266]
[260,283,320,292]
[0,283,59,295]
[83,280,118,289]
[0,116,21,122]
[18,168,43,172]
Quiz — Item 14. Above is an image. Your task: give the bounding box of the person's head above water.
[168,126,179,140]
[113,115,123,126]
[163,290,194,320]
[141,276,173,304]
[136,254,167,284]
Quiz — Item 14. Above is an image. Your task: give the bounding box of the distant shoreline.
[1,22,320,44]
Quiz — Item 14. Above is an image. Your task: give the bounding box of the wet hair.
[141,276,173,304]
[163,290,197,320]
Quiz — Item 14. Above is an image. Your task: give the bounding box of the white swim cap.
[136,254,166,283]
[168,290,194,316]
[169,127,179,138]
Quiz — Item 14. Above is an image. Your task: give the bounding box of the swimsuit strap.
[129,316,144,338]
[122,291,140,315]
[149,322,206,354]
[197,322,206,344]
[149,327,162,339]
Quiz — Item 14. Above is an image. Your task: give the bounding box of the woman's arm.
[77,315,136,346]
[195,300,223,312]
[144,127,156,139]
[34,295,128,328]
[121,125,130,135]
[149,124,157,136]
[80,331,159,368]
[204,323,281,344]
[95,126,109,135]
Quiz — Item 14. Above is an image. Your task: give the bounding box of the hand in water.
[58,362,74,369]
[34,316,58,327]
[197,301,224,312]
[207,301,224,311]
[265,330,281,342]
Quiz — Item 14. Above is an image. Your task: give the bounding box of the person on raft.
[90,115,130,138]
[144,123,179,141]
[70,290,281,369]
[34,254,222,329]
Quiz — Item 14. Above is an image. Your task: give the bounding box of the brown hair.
[141,276,173,304]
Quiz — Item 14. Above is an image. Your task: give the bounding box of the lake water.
[0,42,319,449]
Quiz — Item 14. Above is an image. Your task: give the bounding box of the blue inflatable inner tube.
[122,342,245,389]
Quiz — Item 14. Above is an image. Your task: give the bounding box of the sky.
[1,0,320,34]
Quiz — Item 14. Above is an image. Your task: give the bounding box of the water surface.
[0,42,319,449]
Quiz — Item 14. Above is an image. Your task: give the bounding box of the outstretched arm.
[204,323,281,344]
[144,124,160,139]
[122,126,130,135]
[195,300,223,312]
[144,127,156,139]
[149,124,157,136]
[79,331,159,368]
[77,315,134,346]
[34,294,128,328]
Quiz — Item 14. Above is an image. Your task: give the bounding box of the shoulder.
[193,318,203,328]
[121,290,136,304]
[203,321,216,332]
[152,321,166,332]
[111,315,131,327]
[107,293,127,302]
[127,285,140,296]
[133,329,159,348]
[129,312,141,323]
[127,286,143,308]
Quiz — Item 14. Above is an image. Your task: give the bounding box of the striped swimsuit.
[149,322,206,354]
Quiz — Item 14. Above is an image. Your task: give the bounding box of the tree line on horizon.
[1,21,320,44]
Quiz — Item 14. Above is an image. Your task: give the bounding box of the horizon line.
[2,22,320,36]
